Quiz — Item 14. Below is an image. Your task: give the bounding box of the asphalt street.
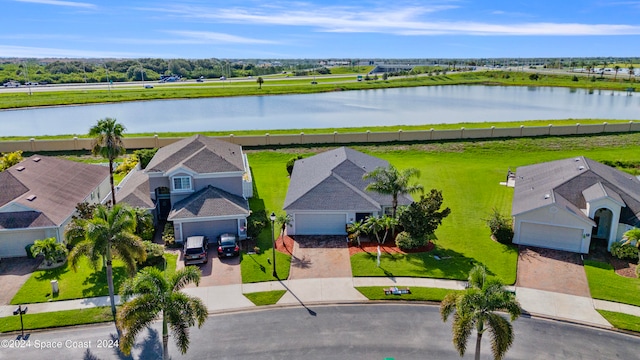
[0,304,638,360]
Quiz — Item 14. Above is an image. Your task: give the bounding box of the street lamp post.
[270,212,277,278]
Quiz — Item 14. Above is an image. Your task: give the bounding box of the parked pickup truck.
[3,81,20,87]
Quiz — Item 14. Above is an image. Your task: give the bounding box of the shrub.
[115,155,138,174]
[247,210,267,239]
[485,208,513,244]
[133,148,158,169]
[138,241,165,267]
[528,73,539,81]
[610,241,639,261]
[0,150,23,171]
[286,155,304,176]
[162,222,176,247]
[395,231,427,251]
[572,75,579,82]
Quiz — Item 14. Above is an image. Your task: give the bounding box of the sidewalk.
[2,277,639,329]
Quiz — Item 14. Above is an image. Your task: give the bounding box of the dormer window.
[173,176,192,191]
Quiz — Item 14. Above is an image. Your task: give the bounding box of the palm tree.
[347,220,366,246]
[363,164,423,218]
[614,65,621,80]
[622,228,640,249]
[30,237,67,266]
[629,64,635,80]
[117,266,207,360]
[276,213,292,238]
[68,204,146,325]
[257,76,264,89]
[89,117,126,206]
[440,265,521,360]
[364,216,383,243]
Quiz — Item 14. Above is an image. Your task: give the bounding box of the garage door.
[180,219,237,243]
[0,229,48,257]
[519,222,583,253]
[295,213,346,235]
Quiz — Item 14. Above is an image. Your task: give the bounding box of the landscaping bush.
[138,241,165,267]
[115,154,138,174]
[572,75,579,82]
[395,231,427,251]
[485,208,514,244]
[286,155,304,176]
[610,241,639,261]
[133,148,158,169]
[247,210,267,240]
[162,222,176,247]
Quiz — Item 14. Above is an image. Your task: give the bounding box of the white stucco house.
[117,135,252,243]
[0,155,110,257]
[283,147,413,236]
[511,156,640,253]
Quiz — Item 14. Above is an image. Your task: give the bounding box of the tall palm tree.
[68,204,146,325]
[89,117,126,206]
[363,164,423,218]
[441,265,521,360]
[117,266,207,360]
[614,65,621,80]
[276,213,292,238]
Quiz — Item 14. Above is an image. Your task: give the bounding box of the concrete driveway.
[0,257,40,305]
[516,246,591,297]
[176,248,241,287]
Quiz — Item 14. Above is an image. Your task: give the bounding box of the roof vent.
[544,194,550,199]
[575,158,580,162]
[33,157,41,162]
[26,195,36,201]
[16,166,25,171]
[578,166,585,170]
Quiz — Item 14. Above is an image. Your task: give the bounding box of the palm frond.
[171,266,202,291]
[485,313,514,360]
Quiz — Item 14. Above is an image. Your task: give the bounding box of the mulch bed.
[611,258,637,278]
[348,240,434,256]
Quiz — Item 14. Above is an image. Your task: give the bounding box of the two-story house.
[117,135,252,243]
[0,155,110,257]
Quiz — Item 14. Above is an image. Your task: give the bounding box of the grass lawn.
[244,290,287,306]
[11,253,178,305]
[356,286,462,302]
[584,260,640,307]
[0,306,114,333]
[597,310,640,333]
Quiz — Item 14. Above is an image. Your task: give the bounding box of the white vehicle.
[3,81,20,87]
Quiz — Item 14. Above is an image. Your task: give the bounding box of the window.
[173,176,192,191]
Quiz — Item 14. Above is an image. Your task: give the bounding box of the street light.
[270,211,277,278]
[13,305,28,338]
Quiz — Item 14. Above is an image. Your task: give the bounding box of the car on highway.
[3,81,20,87]
[196,76,205,82]
[144,84,154,88]
[183,235,208,265]
[217,233,240,258]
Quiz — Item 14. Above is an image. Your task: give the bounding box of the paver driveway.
[288,235,352,280]
[175,248,241,287]
[0,257,39,305]
[516,246,591,297]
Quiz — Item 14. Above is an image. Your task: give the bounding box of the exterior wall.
[193,175,244,196]
[2,123,638,152]
[513,205,593,253]
[148,176,171,193]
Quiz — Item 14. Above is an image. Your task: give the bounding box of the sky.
[1,0,640,59]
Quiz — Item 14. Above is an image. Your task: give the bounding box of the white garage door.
[295,213,346,235]
[0,229,48,258]
[519,222,583,253]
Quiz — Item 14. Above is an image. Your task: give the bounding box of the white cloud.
[163,31,280,45]
[146,2,640,36]
[15,0,96,8]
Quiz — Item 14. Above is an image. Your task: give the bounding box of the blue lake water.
[0,85,638,136]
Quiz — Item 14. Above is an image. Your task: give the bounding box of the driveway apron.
[288,236,352,280]
[516,246,591,297]
[0,257,40,305]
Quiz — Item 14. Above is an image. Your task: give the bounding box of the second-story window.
[173,176,192,191]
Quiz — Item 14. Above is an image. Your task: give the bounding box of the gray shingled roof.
[0,155,109,227]
[146,135,244,175]
[284,147,413,211]
[512,156,640,225]
[168,185,249,220]
[0,211,55,229]
[115,169,155,209]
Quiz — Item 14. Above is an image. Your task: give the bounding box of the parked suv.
[183,236,208,265]
[217,233,239,258]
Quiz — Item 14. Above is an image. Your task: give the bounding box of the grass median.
[0,307,114,333]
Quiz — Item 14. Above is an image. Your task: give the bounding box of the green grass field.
[356,286,461,302]
[0,306,114,333]
[11,253,178,304]
[597,310,640,333]
[244,290,287,305]
[584,260,640,307]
